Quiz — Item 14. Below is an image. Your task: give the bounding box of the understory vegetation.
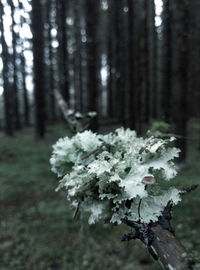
[0,123,200,270]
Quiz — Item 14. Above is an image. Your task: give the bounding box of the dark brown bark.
[19,0,30,126]
[31,0,46,138]
[114,0,124,123]
[46,0,56,123]
[0,1,13,136]
[123,217,196,269]
[107,32,114,118]
[143,0,150,125]
[135,0,144,134]
[21,54,30,126]
[85,0,99,131]
[161,0,172,123]
[121,0,132,128]
[107,0,116,119]
[56,0,69,102]
[127,0,136,130]
[150,225,193,270]
[171,0,189,162]
[9,0,21,129]
[148,0,157,121]
[74,1,83,112]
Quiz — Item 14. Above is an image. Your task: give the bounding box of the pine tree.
[171,0,189,161]
[0,1,14,135]
[85,0,99,131]
[9,0,21,129]
[31,0,46,137]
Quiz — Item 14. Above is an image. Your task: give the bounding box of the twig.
[138,199,142,221]
[81,143,105,160]
[181,184,198,195]
[138,183,149,222]
[72,202,80,219]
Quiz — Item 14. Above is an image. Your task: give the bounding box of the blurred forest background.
[0,0,200,269]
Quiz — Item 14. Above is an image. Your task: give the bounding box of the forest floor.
[0,123,200,270]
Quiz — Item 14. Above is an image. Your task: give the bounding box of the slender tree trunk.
[19,0,30,126]
[74,1,83,112]
[127,0,136,130]
[136,0,145,134]
[46,0,56,123]
[107,0,116,119]
[148,0,157,121]
[161,0,172,123]
[122,0,131,128]
[0,2,13,136]
[21,54,30,126]
[85,0,99,131]
[56,0,69,102]
[143,0,150,125]
[107,33,114,118]
[171,0,189,162]
[9,0,21,129]
[31,0,46,138]
[114,0,124,123]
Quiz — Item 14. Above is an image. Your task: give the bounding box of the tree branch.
[181,184,198,195]
[54,89,96,132]
[81,143,105,160]
[122,190,198,270]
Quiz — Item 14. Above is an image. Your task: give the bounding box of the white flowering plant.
[50,128,182,225]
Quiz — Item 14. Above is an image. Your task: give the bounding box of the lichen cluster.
[50,128,181,225]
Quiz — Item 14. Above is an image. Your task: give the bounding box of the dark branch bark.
[150,225,195,270]
[122,189,198,270]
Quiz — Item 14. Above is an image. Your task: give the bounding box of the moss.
[0,124,199,269]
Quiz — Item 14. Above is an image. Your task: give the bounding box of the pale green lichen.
[50,128,181,225]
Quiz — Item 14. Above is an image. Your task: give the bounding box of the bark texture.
[32,0,46,137]
[150,225,194,270]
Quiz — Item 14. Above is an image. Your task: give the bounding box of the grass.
[0,123,200,270]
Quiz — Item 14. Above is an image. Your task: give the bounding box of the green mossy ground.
[0,123,200,270]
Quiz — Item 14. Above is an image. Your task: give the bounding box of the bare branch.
[72,202,80,219]
[181,184,198,195]
[81,143,105,160]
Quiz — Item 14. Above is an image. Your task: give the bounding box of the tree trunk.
[21,53,30,126]
[0,1,13,136]
[19,0,30,126]
[107,31,114,118]
[148,0,157,121]
[107,0,116,119]
[114,0,124,123]
[136,0,145,134]
[74,1,83,112]
[46,0,56,123]
[56,0,69,102]
[161,0,172,123]
[85,0,99,131]
[143,0,150,126]
[127,0,136,130]
[31,0,46,138]
[171,0,189,162]
[9,0,21,129]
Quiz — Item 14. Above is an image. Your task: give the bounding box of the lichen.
[50,128,182,225]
